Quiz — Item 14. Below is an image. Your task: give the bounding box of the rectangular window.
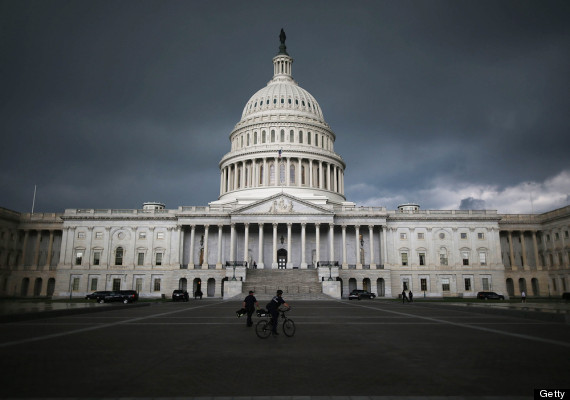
[90,278,98,291]
[442,278,450,292]
[95,232,103,239]
[72,277,80,291]
[153,279,161,292]
[137,252,144,266]
[462,251,469,266]
[478,232,484,240]
[440,253,448,266]
[136,278,143,293]
[401,253,408,266]
[419,253,425,266]
[565,231,569,239]
[157,232,164,240]
[464,278,471,291]
[93,251,101,266]
[418,232,424,240]
[139,232,146,239]
[461,232,467,239]
[75,252,83,265]
[156,253,163,266]
[555,233,560,240]
[479,252,487,266]
[420,278,427,291]
[400,233,407,240]
[113,278,121,291]
[77,232,85,239]
[482,277,490,291]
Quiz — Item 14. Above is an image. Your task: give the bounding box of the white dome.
[241,79,325,123]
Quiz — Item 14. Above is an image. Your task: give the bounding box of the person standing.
[409,291,414,302]
[266,289,290,335]
[402,289,408,303]
[521,291,526,303]
[242,290,259,327]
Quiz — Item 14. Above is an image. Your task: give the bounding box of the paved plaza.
[0,299,568,400]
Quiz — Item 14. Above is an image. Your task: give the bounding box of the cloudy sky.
[2,0,569,215]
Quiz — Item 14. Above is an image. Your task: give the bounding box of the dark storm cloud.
[1,0,569,213]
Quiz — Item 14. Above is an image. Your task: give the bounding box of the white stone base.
[224,280,243,299]
[322,281,341,299]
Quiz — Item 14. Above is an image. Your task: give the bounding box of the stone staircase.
[241,269,331,300]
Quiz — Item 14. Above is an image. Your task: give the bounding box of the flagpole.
[31,185,37,214]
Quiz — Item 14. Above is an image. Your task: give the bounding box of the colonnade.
[0,229,60,269]
[504,229,569,270]
[220,157,345,195]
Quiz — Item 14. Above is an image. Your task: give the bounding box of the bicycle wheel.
[255,320,271,339]
[282,318,296,337]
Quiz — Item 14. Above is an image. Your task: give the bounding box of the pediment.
[232,193,333,216]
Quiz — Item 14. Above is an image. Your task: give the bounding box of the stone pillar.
[274,157,279,186]
[21,230,29,267]
[45,230,54,268]
[202,225,209,268]
[272,223,278,268]
[315,223,320,266]
[176,225,184,267]
[258,223,264,269]
[301,223,307,269]
[342,225,347,268]
[298,158,302,186]
[369,225,376,268]
[319,161,323,189]
[286,158,290,186]
[189,225,195,268]
[230,224,236,262]
[287,223,292,268]
[355,225,361,268]
[326,163,331,190]
[244,223,250,265]
[381,225,388,267]
[309,160,313,188]
[33,230,42,268]
[216,225,223,268]
[532,231,541,270]
[507,231,516,270]
[263,158,268,186]
[329,223,334,261]
[520,230,528,270]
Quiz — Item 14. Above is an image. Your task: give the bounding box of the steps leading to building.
[240,269,331,300]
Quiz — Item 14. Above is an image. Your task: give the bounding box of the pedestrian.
[521,291,526,303]
[242,290,259,327]
[194,289,203,300]
[409,291,413,302]
[266,289,290,335]
[253,261,257,269]
[402,289,408,303]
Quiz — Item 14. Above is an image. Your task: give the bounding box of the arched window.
[270,164,275,185]
[440,248,448,266]
[115,247,124,266]
[254,132,257,144]
[307,132,311,145]
[315,135,319,147]
[237,168,241,188]
[290,130,294,143]
[271,130,275,142]
[299,130,303,144]
[280,129,285,142]
[240,136,243,148]
[247,133,250,146]
[279,163,285,184]
[301,166,306,185]
[290,165,296,184]
[259,165,264,185]
[262,130,266,143]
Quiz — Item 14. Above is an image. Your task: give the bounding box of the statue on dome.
[278,29,288,55]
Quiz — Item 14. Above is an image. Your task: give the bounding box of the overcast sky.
[1,0,569,215]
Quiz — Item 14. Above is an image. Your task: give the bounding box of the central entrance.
[277,248,287,269]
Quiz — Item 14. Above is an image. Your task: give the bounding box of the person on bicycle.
[242,290,259,327]
[266,289,289,335]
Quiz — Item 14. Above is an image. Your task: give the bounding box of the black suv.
[348,289,376,300]
[477,291,505,300]
[85,291,111,302]
[99,290,139,304]
[172,290,189,302]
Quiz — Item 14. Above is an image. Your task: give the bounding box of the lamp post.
[231,262,237,281]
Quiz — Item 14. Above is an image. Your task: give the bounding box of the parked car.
[476,291,505,300]
[85,291,111,301]
[348,289,376,300]
[562,292,570,301]
[98,290,139,304]
[172,289,189,302]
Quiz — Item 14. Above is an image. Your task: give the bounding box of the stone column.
[309,160,313,188]
[381,225,388,267]
[176,225,184,267]
[258,223,264,269]
[244,223,250,265]
[301,223,307,269]
[319,161,323,189]
[189,225,195,269]
[287,223,292,268]
[233,164,238,191]
[507,231,516,270]
[263,158,268,186]
[272,223,278,268]
[532,231,541,270]
[315,223,320,266]
[202,225,209,268]
[355,225,361,269]
[216,225,223,268]
[342,225,347,268]
[298,158,302,186]
[369,225,376,268]
[274,157,279,186]
[230,224,236,262]
[21,229,30,267]
[520,230,528,270]
[33,230,42,268]
[45,230,54,269]
[329,223,335,261]
[286,158,290,186]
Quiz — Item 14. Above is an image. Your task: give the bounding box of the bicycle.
[255,306,295,338]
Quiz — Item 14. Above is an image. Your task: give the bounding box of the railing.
[347,264,356,269]
[225,261,248,268]
[317,261,338,267]
[362,264,370,269]
[180,264,188,269]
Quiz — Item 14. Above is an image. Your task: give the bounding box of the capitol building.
[1,32,569,300]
